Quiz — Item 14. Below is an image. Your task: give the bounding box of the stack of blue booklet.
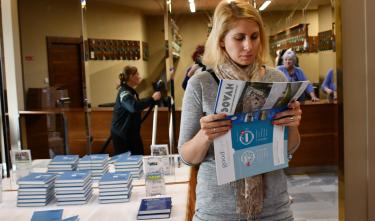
[109,152,131,164]
[47,155,79,173]
[136,197,172,220]
[113,155,144,179]
[77,154,109,181]
[17,173,56,207]
[30,209,79,221]
[98,171,133,204]
[54,171,93,205]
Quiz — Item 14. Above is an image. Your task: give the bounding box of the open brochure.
[213,79,309,185]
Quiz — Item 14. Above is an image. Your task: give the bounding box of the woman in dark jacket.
[111,65,161,155]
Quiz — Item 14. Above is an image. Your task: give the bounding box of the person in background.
[111,65,161,155]
[182,45,205,90]
[275,49,287,66]
[178,1,302,220]
[321,68,337,100]
[275,48,299,67]
[277,50,319,101]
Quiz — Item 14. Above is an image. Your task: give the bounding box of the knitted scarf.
[215,54,264,219]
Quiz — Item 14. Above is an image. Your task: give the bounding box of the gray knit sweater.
[178,66,294,221]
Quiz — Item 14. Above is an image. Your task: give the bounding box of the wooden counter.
[20,100,338,167]
[289,100,339,167]
[20,107,180,157]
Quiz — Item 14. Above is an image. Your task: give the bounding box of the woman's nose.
[243,38,251,51]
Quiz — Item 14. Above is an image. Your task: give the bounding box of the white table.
[0,183,189,221]
[0,158,192,221]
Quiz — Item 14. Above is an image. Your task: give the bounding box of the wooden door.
[47,37,84,108]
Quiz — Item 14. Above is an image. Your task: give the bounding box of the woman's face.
[128,71,141,86]
[220,19,261,66]
[283,57,294,69]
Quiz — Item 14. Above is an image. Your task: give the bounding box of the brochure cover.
[214,79,309,185]
[49,155,79,165]
[114,155,143,165]
[55,171,91,184]
[137,197,172,215]
[30,209,63,221]
[79,154,109,164]
[61,215,79,221]
[17,173,56,185]
[99,172,131,185]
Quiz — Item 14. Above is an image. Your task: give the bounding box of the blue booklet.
[137,213,171,220]
[110,152,131,162]
[214,80,309,185]
[79,154,109,163]
[17,173,56,185]
[99,172,131,185]
[30,209,63,221]
[114,155,143,165]
[49,155,79,164]
[61,216,79,221]
[137,197,172,215]
[55,171,91,184]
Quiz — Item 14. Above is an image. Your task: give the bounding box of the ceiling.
[94,0,333,15]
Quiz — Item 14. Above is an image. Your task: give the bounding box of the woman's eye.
[233,35,245,40]
[251,34,259,40]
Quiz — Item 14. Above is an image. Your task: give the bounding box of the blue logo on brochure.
[239,130,254,145]
[241,150,255,167]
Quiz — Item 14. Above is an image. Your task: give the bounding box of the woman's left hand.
[272,100,302,127]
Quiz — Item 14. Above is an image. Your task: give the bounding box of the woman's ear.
[219,39,225,48]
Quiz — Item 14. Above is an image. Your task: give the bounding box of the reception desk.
[20,100,338,167]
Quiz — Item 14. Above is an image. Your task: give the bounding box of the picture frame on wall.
[142,41,149,61]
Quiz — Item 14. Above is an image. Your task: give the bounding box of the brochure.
[214,79,309,185]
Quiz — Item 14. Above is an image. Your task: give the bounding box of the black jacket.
[111,84,155,138]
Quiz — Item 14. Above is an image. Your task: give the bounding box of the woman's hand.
[199,113,231,142]
[272,100,302,127]
[152,92,161,101]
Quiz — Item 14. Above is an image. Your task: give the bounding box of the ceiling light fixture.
[188,0,196,13]
[259,0,271,11]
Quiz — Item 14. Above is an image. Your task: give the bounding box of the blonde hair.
[202,0,268,68]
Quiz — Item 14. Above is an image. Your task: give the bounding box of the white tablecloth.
[0,183,189,221]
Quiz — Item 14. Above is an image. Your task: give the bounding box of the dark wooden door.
[47,37,84,108]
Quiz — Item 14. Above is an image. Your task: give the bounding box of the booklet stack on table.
[98,171,133,204]
[136,197,172,220]
[17,173,57,207]
[47,155,79,173]
[77,154,110,181]
[113,155,144,179]
[214,79,309,185]
[54,171,93,205]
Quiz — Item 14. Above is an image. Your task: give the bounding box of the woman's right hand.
[199,113,232,142]
[152,91,161,101]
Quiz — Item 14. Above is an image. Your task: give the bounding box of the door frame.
[46,36,86,107]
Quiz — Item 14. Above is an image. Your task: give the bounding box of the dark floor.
[287,172,338,221]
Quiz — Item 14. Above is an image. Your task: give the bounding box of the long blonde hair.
[202,0,269,69]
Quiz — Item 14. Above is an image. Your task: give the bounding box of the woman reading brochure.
[178,1,302,220]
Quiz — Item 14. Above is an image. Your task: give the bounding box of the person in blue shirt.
[321,68,337,100]
[277,50,319,101]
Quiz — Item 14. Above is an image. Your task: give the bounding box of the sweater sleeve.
[120,90,154,113]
